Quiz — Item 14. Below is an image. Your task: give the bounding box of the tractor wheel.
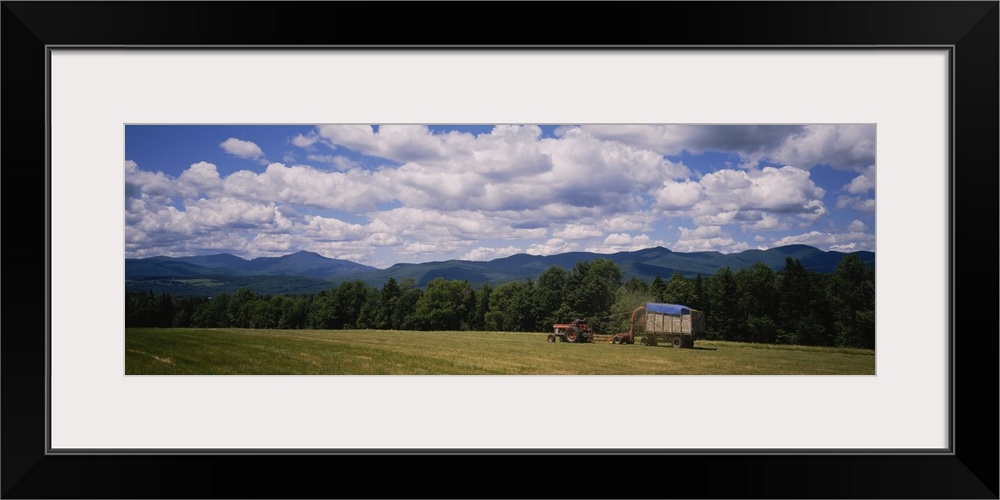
[639,336,650,346]
[565,327,580,343]
[547,334,556,343]
[612,335,621,344]
[671,336,683,348]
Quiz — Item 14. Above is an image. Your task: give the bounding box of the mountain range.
[127,250,376,280]
[126,245,875,296]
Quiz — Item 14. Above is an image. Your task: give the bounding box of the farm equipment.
[610,302,705,348]
[548,319,595,343]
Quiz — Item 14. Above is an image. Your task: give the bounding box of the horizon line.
[125,243,875,269]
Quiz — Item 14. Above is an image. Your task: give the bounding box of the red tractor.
[547,318,594,343]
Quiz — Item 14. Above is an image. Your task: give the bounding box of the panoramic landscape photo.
[125,124,876,375]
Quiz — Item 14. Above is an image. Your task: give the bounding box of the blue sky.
[125,124,875,268]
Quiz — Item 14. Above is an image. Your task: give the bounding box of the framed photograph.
[4,2,996,498]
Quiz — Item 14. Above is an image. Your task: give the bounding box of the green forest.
[125,254,876,349]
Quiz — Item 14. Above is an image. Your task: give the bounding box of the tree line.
[125,254,875,348]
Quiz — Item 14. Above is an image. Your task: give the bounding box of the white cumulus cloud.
[586,233,666,254]
[771,230,874,252]
[553,224,603,240]
[248,233,296,254]
[461,246,523,261]
[220,138,265,160]
[292,133,319,148]
[178,161,223,196]
[743,213,790,232]
[672,226,750,253]
[219,163,393,212]
[597,214,657,233]
[656,180,703,210]
[771,125,876,171]
[183,197,277,229]
[527,238,575,256]
[125,160,174,199]
[836,195,876,212]
[581,124,875,171]
[318,124,456,163]
[699,166,825,214]
[126,124,878,263]
[844,165,876,194]
[309,125,685,218]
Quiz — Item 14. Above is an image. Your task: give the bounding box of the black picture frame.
[3,2,997,498]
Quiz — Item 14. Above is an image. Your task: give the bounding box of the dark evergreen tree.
[306,289,337,329]
[125,291,157,327]
[706,267,739,340]
[123,252,873,350]
[650,275,668,303]
[393,280,423,330]
[271,295,293,329]
[534,266,569,331]
[228,288,257,328]
[622,277,649,294]
[664,272,694,306]
[193,292,231,328]
[334,280,373,329]
[775,257,835,345]
[735,263,779,343]
[171,296,202,328]
[828,253,875,348]
[245,297,277,329]
[691,273,707,312]
[563,259,622,332]
[413,278,474,331]
[485,280,536,332]
[374,278,402,329]
[470,283,492,331]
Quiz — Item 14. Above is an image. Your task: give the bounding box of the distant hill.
[353,244,874,287]
[124,274,337,297]
[126,250,377,280]
[125,245,874,296]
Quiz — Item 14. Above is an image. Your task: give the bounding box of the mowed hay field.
[125,328,875,375]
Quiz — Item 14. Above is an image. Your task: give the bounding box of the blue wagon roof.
[646,303,691,315]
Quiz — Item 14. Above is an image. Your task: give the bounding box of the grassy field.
[125,328,875,375]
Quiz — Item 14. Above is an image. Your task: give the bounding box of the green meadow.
[125,328,875,375]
